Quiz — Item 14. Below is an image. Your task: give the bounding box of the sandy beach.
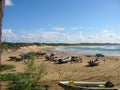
[1,45,120,90]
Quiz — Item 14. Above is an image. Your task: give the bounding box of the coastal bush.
[1,52,47,90]
[0,64,15,72]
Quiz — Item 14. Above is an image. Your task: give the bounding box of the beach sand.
[1,45,120,90]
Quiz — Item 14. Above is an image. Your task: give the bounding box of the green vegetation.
[0,64,15,72]
[0,51,47,90]
[1,42,120,51]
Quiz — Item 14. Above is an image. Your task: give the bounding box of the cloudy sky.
[2,0,120,43]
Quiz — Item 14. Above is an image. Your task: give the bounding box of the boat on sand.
[54,57,71,64]
[58,81,119,90]
[87,58,100,66]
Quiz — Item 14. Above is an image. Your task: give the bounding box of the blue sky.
[2,0,120,43]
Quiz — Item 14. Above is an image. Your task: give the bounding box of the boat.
[87,58,100,66]
[45,53,56,61]
[71,56,82,62]
[54,57,71,64]
[58,81,119,90]
[95,53,105,57]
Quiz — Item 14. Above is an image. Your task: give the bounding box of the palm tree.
[0,0,5,69]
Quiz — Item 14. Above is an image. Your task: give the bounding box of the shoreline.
[51,45,120,57]
[1,45,120,89]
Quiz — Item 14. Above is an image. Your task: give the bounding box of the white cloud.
[22,34,35,39]
[40,32,60,43]
[101,30,120,43]
[61,34,70,41]
[2,29,120,43]
[39,32,71,43]
[5,0,13,6]
[78,32,84,39]
[2,29,16,42]
[19,33,36,42]
[102,29,109,33]
[82,29,120,43]
[52,27,64,31]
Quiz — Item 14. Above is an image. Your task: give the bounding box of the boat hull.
[58,81,119,90]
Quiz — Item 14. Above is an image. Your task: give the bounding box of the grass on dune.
[0,64,16,72]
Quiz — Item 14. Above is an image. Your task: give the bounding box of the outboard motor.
[105,81,114,88]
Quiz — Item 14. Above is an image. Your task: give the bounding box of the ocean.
[52,45,120,56]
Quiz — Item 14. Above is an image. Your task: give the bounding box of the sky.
[2,0,120,43]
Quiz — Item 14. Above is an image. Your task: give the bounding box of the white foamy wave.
[52,45,120,56]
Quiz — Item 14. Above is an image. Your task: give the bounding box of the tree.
[0,0,5,69]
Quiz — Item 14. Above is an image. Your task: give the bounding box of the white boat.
[58,81,119,90]
[54,57,71,64]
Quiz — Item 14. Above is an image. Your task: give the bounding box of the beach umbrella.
[0,0,5,69]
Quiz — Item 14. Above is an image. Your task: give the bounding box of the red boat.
[87,58,100,66]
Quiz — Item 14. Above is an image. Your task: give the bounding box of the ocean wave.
[52,45,120,56]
